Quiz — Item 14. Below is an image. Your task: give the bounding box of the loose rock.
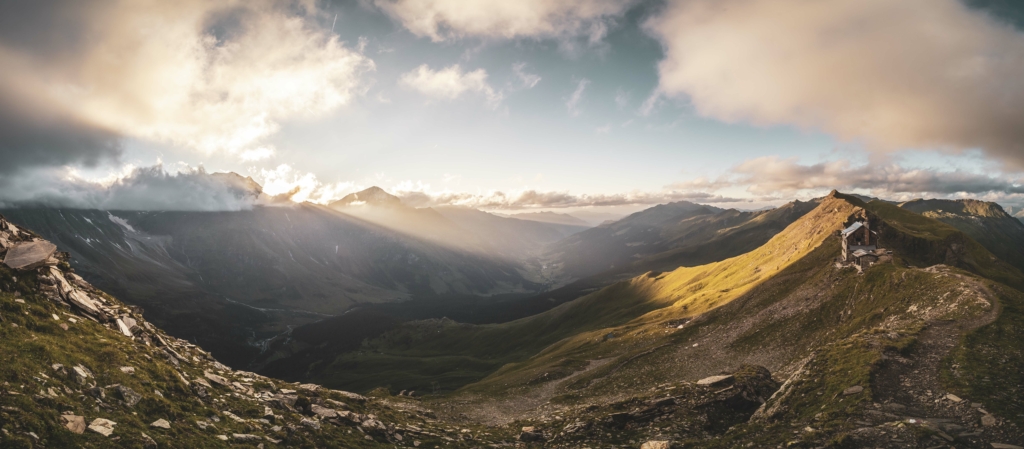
[88,418,117,437]
[115,384,142,407]
[311,404,338,418]
[981,414,997,426]
[300,418,321,430]
[61,414,86,434]
[140,432,157,449]
[150,419,171,429]
[233,434,261,442]
[696,375,734,386]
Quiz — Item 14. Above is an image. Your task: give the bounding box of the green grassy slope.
[297,194,848,392]
[300,193,1024,437]
[542,200,817,283]
[445,194,1024,446]
[255,200,819,387]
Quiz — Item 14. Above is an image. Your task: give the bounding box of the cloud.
[512,62,542,89]
[0,165,262,211]
[0,0,374,170]
[0,92,123,174]
[566,78,590,116]
[392,186,746,210]
[256,164,357,204]
[374,0,637,42]
[645,0,1024,169]
[400,64,503,106]
[678,156,1024,201]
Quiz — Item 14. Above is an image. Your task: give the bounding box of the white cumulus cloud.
[0,0,375,162]
[400,64,503,106]
[256,164,357,205]
[645,0,1024,169]
[374,0,637,42]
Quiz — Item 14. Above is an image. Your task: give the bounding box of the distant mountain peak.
[900,198,1013,219]
[330,186,402,208]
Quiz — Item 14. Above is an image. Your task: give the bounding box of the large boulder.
[2,240,57,270]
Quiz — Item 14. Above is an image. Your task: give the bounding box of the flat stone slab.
[2,240,57,270]
[311,404,338,418]
[696,375,734,386]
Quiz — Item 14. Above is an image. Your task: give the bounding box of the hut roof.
[841,222,863,237]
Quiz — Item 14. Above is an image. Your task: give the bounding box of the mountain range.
[0,186,587,367]
[2,188,1024,447]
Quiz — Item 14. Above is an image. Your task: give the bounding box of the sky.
[1,0,1023,216]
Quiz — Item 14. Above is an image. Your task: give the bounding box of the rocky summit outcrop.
[2,240,58,271]
[1,217,59,271]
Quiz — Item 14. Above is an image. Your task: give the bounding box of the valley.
[2,190,1024,448]
[0,190,585,367]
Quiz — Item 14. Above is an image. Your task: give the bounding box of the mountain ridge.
[262,192,1024,447]
[898,197,1024,273]
[3,190,1024,447]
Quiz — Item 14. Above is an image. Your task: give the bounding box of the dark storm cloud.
[0,0,123,175]
[0,92,123,175]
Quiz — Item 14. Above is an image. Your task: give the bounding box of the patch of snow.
[107,213,137,233]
